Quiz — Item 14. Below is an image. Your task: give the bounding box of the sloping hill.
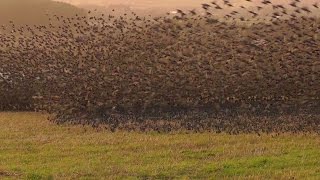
[0,0,85,26]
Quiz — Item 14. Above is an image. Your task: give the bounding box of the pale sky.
[53,0,319,10]
[53,0,207,9]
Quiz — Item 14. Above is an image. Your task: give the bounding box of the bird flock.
[0,0,319,133]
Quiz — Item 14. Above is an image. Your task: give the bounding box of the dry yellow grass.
[0,112,319,179]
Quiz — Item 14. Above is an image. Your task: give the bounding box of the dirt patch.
[0,170,21,177]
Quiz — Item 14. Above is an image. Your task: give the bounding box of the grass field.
[0,112,319,179]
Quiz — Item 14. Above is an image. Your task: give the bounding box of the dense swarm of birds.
[0,0,319,133]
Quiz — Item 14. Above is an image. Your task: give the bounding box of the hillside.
[73,0,320,18]
[0,0,85,26]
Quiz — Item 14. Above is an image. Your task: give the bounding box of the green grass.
[0,112,319,179]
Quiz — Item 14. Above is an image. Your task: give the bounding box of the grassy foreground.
[0,112,319,179]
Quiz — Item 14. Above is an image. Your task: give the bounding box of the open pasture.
[0,112,319,179]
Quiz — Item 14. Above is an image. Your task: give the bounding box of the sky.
[53,0,319,9]
[53,0,219,9]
